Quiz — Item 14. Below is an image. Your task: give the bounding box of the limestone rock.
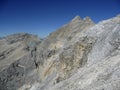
[35,15,120,90]
[0,33,42,90]
[0,15,120,90]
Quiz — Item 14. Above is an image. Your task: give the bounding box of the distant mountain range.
[0,14,120,90]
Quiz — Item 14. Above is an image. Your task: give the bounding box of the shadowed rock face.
[0,15,120,90]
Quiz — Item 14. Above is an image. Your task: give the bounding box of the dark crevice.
[31,47,39,68]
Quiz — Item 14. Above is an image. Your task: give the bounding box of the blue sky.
[0,0,120,37]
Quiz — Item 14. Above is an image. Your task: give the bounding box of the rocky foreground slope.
[0,15,120,90]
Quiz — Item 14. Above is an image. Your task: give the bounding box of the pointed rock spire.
[83,16,92,22]
[83,16,95,24]
[71,15,81,22]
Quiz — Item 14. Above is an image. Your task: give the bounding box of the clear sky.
[0,0,120,37]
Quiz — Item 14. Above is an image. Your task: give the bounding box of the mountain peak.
[71,15,81,22]
[83,16,95,24]
[83,16,91,21]
[71,15,94,25]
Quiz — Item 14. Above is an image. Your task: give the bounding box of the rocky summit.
[0,15,120,90]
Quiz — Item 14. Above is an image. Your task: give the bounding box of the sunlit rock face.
[0,15,120,90]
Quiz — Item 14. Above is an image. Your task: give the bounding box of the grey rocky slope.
[0,33,42,90]
[0,15,120,90]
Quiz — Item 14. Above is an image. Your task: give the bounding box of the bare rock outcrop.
[0,33,42,90]
[0,15,120,90]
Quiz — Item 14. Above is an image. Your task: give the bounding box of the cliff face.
[0,15,120,90]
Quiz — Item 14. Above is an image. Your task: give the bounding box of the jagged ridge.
[0,15,120,90]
